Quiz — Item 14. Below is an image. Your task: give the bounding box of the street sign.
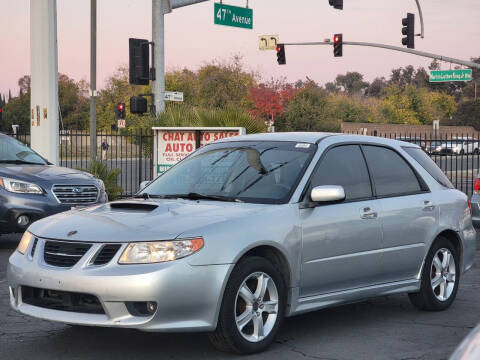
[429,69,472,83]
[259,35,279,51]
[164,91,184,102]
[214,3,253,29]
[117,119,126,129]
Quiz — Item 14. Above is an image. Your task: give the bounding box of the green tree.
[196,56,257,109]
[334,72,369,95]
[277,85,340,132]
[454,100,480,129]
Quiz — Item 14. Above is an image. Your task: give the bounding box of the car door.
[299,145,384,298]
[362,145,435,284]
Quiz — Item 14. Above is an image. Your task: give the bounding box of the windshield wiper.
[173,192,242,203]
[0,160,45,165]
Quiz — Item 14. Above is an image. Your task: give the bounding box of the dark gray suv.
[0,133,107,234]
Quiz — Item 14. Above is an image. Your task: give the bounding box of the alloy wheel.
[430,248,456,302]
[235,272,279,343]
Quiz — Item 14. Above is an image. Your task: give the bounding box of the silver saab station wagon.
[7,133,476,354]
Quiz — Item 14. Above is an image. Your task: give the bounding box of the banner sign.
[152,127,246,177]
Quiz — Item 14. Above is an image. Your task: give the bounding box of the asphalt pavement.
[1,232,479,360]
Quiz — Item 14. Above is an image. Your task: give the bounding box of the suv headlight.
[17,231,34,254]
[96,179,105,191]
[119,238,204,264]
[0,177,44,194]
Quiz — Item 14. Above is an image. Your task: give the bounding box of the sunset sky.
[1,0,479,97]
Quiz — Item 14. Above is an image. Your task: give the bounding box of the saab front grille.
[52,184,99,205]
[44,241,92,267]
[92,244,121,265]
[22,286,104,314]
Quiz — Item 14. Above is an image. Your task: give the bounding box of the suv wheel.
[409,236,460,311]
[209,256,286,354]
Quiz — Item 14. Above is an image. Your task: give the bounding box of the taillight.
[474,179,480,195]
[468,199,472,215]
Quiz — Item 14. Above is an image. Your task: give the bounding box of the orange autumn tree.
[248,79,296,123]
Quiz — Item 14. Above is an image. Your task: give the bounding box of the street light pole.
[152,0,166,116]
[90,0,97,160]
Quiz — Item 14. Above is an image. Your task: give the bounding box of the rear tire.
[409,236,460,311]
[209,256,286,354]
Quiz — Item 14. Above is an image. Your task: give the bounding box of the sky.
[1,0,480,97]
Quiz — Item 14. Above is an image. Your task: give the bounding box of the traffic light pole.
[414,0,425,38]
[90,0,97,160]
[281,41,480,69]
[152,0,166,116]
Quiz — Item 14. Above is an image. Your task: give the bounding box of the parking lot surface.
[1,233,479,360]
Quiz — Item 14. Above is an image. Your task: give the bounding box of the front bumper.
[0,188,107,234]
[7,238,231,332]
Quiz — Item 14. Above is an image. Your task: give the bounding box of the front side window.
[362,145,422,197]
[142,141,315,204]
[0,135,46,165]
[310,145,373,201]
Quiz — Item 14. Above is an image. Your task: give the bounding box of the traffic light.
[129,38,150,85]
[333,34,343,57]
[276,44,286,65]
[130,96,148,115]
[0,108,2,122]
[329,0,343,10]
[115,103,126,120]
[402,13,415,49]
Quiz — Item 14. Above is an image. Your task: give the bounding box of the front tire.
[409,236,460,311]
[209,256,286,354]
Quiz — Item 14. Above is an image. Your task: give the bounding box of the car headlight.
[118,238,204,264]
[96,179,105,191]
[0,177,44,194]
[17,231,34,255]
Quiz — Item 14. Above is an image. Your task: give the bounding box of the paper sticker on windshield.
[296,143,311,149]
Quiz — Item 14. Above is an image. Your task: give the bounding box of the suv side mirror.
[139,181,151,191]
[310,185,345,203]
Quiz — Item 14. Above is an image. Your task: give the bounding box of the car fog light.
[126,301,158,316]
[146,302,157,314]
[17,215,30,227]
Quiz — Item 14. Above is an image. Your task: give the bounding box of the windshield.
[141,141,316,204]
[0,135,47,165]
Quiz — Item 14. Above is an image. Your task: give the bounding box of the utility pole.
[152,0,166,116]
[30,0,59,164]
[90,0,97,160]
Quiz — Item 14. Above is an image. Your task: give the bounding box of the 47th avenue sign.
[429,69,472,83]
[214,3,253,29]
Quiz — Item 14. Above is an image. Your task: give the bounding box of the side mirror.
[310,185,345,203]
[139,181,151,191]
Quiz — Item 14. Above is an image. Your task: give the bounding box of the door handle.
[360,207,378,219]
[423,201,436,212]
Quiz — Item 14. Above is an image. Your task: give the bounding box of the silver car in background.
[7,133,476,354]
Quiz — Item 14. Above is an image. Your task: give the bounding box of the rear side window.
[402,147,454,189]
[310,145,372,201]
[362,146,422,197]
